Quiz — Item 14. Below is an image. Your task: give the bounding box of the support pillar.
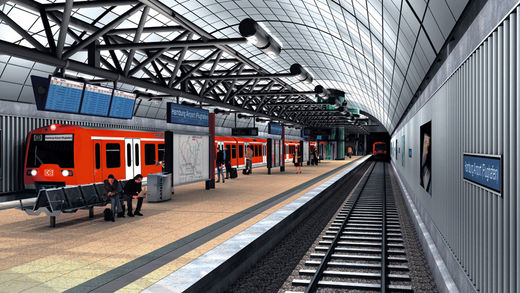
[280,125,285,172]
[207,112,216,189]
[336,127,345,160]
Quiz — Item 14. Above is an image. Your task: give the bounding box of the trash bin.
[147,173,172,202]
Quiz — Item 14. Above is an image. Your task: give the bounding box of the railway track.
[290,161,413,292]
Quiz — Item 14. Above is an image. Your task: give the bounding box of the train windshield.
[375,143,385,151]
[26,134,74,168]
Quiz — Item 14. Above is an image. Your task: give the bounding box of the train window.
[263,145,265,156]
[232,145,236,158]
[239,145,244,158]
[135,143,140,166]
[126,144,131,167]
[26,134,74,168]
[95,143,100,169]
[158,144,165,162]
[255,145,259,156]
[145,144,155,165]
[106,143,121,168]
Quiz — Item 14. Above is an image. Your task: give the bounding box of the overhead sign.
[80,84,112,116]
[109,90,136,119]
[45,76,84,113]
[268,123,283,135]
[232,127,258,136]
[167,102,209,127]
[463,153,502,194]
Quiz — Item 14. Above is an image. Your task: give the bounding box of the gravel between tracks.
[388,164,438,292]
[223,163,369,293]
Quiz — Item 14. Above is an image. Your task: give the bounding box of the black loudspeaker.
[164,131,173,175]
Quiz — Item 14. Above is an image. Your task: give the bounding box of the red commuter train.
[373,142,387,155]
[24,124,315,190]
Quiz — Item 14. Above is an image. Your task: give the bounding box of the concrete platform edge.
[143,156,371,293]
[391,162,476,293]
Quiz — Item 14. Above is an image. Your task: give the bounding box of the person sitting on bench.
[124,174,146,217]
[104,174,124,221]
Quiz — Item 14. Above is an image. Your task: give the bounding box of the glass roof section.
[167,0,467,131]
[0,0,468,132]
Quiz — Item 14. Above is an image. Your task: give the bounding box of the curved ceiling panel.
[167,0,467,132]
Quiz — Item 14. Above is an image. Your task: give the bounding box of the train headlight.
[27,170,37,176]
[61,170,73,177]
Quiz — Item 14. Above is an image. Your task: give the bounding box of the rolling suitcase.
[242,169,250,175]
[230,168,238,178]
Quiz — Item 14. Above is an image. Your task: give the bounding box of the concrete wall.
[392,3,520,292]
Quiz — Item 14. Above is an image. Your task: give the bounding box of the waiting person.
[347,146,353,158]
[246,145,253,174]
[313,149,319,166]
[216,148,225,183]
[104,174,123,221]
[124,174,145,217]
[224,147,232,179]
[293,149,302,174]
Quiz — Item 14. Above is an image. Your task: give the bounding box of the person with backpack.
[216,148,225,183]
[124,174,145,217]
[104,174,123,222]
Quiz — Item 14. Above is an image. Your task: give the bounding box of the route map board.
[45,76,84,113]
[173,134,209,185]
[109,90,136,119]
[80,84,112,116]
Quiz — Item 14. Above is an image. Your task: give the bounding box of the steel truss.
[0,0,340,127]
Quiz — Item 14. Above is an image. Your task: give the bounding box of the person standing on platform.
[246,145,253,174]
[124,174,145,217]
[216,148,225,183]
[104,174,123,221]
[347,146,353,159]
[224,147,232,179]
[293,148,302,174]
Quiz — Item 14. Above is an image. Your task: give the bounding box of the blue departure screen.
[80,84,113,116]
[45,76,84,113]
[109,90,136,119]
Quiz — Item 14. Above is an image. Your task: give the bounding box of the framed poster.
[420,121,432,194]
[401,135,405,166]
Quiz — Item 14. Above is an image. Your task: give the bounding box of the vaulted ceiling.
[0,0,468,132]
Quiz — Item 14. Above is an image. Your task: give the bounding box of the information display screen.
[109,90,136,119]
[80,84,112,116]
[45,76,84,113]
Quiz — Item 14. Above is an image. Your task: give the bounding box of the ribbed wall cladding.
[0,115,158,194]
[392,7,519,293]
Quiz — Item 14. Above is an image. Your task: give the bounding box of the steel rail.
[304,161,377,293]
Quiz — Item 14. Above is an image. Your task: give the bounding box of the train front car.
[372,142,387,160]
[24,124,80,190]
[24,124,164,191]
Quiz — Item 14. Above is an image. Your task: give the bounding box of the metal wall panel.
[391,7,520,292]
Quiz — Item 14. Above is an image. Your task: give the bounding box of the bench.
[21,180,129,227]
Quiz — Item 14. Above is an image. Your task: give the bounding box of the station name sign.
[463,153,502,194]
[167,102,209,127]
[268,123,283,135]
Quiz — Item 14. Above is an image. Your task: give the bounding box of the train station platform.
[0,157,362,293]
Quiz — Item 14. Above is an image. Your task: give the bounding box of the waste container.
[147,173,172,202]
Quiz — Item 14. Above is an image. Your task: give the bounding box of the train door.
[93,140,103,183]
[124,138,141,180]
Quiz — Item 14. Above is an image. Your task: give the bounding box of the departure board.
[109,90,136,119]
[45,76,84,113]
[80,84,112,116]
